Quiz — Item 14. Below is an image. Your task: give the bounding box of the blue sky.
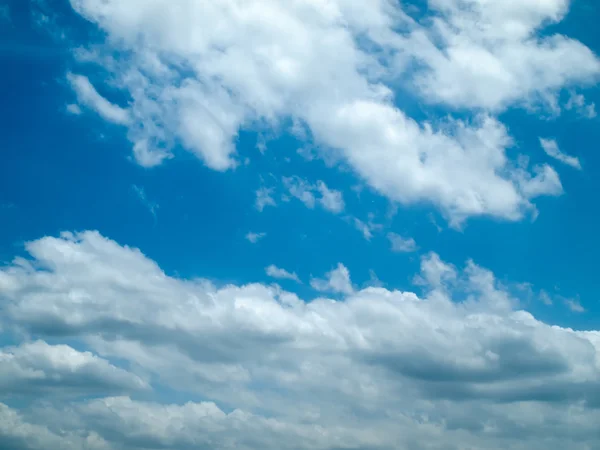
[1,1,600,449]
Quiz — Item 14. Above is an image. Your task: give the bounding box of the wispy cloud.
[245,232,266,244]
[565,298,585,313]
[132,185,158,221]
[67,73,130,126]
[388,232,418,253]
[265,265,301,283]
[539,138,582,170]
[255,187,276,212]
[282,177,344,214]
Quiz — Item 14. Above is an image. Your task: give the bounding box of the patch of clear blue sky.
[1,0,599,330]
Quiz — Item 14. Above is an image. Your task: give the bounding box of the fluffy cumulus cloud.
[409,0,600,110]
[310,262,354,295]
[65,0,599,223]
[0,340,147,397]
[1,231,599,449]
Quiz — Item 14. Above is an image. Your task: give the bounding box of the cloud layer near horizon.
[0,230,599,449]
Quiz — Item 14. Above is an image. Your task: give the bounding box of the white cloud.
[282,176,316,209]
[65,0,598,223]
[0,341,147,397]
[387,232,418,253]
[565,92,597,119]
[266,265,301,283]
[283,177,344,214]
[66,73,130,126]
[352,216,383,241]
[514,163,563,200]
[414,251,457,289]
[407,0,600,111]
[540,290,553,306]
[245,232,266,244]
[0,231,600,448]
[255,187,277,212]
[316,181,345,214]
[0,403,111,450]
[310,263,354,295]
[540,138,582,170]
[354,217,374,241]
[65,103,82,115]
[565,298,585,313]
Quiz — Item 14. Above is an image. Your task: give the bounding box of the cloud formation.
[266,265,302,283]
[0,231,599,449]
[388,232,418,253]
[65,0,599,223]
[540,138,582,170]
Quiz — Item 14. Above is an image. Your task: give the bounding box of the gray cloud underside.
[0,231,599,449]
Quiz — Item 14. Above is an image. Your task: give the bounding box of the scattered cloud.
[65,0,599,223]
[0,231,599,448]
[265,265,301,283]
[316,181,345,214]
[353,215,383,241]
[283,177,344,214]
[565,92,597,119]
[540,138,582,170]
[282,176,316,209]
[387,232,418,253]
[310,263,354,295]
[245,231,266,244]
[255,187,277,212]
[65,103,82,115]
[66,73,130,126]
[539,290,553,306]
[565,298,585,313]
[132,185,158,219]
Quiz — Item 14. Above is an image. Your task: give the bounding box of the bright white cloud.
[65,0,598,223]
[245,232,266,243]
[66,73,130,126]
[0,231,599,449]
[540,138,582,170]
[409,0,600,110]
[388,232,418,253]
[266,265,301,283]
